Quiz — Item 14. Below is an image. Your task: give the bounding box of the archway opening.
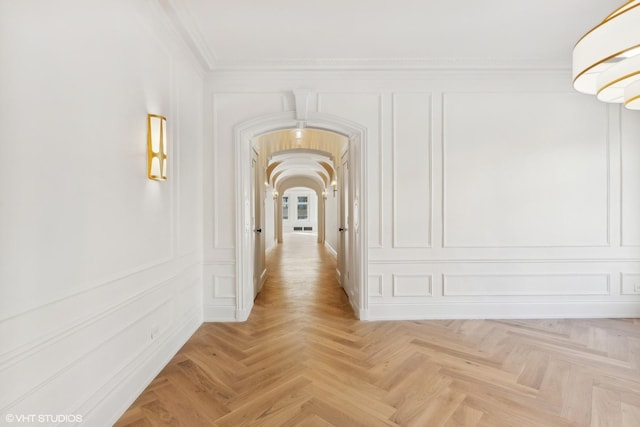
[234,111,368,321]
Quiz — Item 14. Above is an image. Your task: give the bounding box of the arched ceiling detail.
[259,128,346,162]
[258,128,347,191]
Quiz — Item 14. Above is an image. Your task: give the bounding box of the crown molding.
[156,1,574,74]
[159,0,217,70]
[206,57,572,73]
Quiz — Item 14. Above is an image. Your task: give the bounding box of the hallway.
[116,234,640,426]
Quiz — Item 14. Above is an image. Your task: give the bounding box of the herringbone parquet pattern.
[116,233,640,426]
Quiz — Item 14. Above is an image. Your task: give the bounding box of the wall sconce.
[322,190,328,200]
[331,180,337,197]
[272,190,279,200]
[147,114,167,181]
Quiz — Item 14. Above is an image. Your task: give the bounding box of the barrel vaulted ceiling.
[259,129,346,195]
[161,0,622,71]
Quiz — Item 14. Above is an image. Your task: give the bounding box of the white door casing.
[338,149,350,292]
[251,147,263,299]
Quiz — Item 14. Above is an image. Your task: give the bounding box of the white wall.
[204,70,640,321]
[0,1,204,424]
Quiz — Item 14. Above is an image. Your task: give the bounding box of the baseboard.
[367,301,640,320]
[324,242,337,258]
[203,305,236,321]
[84,308,201,426]
[235,308,250,322]
[260,268,267,289]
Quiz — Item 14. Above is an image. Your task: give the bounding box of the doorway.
[234,111,368,321]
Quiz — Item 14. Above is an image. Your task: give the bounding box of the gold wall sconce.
[147,114,167,181]
[331,180,337,197]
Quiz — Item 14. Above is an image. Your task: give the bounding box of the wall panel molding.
[620,108,640,247]
[392,92,433,249]
[317,91,384,248]
[86,308,201,425]
[0,258,200,367]
[369,257,640,264]
[368,275,383,297]
[1,271,200,414]
[213,275,236,298]
[441,91,610,249]
[392,274,433,297]
[367,301,640,320]
[621,273,640,295]
[443,273,610,296]
[210,92,287,250]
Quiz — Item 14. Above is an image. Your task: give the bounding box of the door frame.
[233,111,369,320]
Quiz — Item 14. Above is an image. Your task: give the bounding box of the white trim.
[80,308,201,426]
[202,305,236,322]
[368,301,640,320]
[324,242,338,257]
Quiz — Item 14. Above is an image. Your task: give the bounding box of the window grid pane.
[282,196,288,220]
[297,196,308,220]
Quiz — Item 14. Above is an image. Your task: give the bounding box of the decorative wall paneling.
[317,92,384,248]
[393,274,434,297]
[206,70,640,321]
[203,92,289,320]
[621,273,640,295]
[443,274,610,296]
[620,108,640,247]
[207,92,288,251]
[442,92,609,249]
[1,267,200,419]
[392,93,432,249]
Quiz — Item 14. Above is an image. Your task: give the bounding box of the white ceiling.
[163,0,622,71]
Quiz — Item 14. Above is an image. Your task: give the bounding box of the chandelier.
[573,0,640,110]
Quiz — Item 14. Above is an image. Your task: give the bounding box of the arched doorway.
[233,110,369,321]
[276,180,326,244]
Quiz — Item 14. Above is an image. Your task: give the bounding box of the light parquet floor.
[116,233,640,426]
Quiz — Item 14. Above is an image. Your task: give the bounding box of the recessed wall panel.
[369,275,383,297]
[393,93,432,248]
[393,274,433,297]
[443,93,609,248]
[213,275,236,298]
[318,93,383,247]
[444,274,610,296]
[621,273,640,295]
[212,93,286,249]
[621,109,640,246]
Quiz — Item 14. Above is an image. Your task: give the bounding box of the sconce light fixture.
[573,1,640,109]
[322,190,328,200]
[147,114,167,181]
[331,180,337,197]
[272,190,279,200]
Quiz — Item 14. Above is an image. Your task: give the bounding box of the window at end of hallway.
[283,196,289,220]
[297,196,308,220]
